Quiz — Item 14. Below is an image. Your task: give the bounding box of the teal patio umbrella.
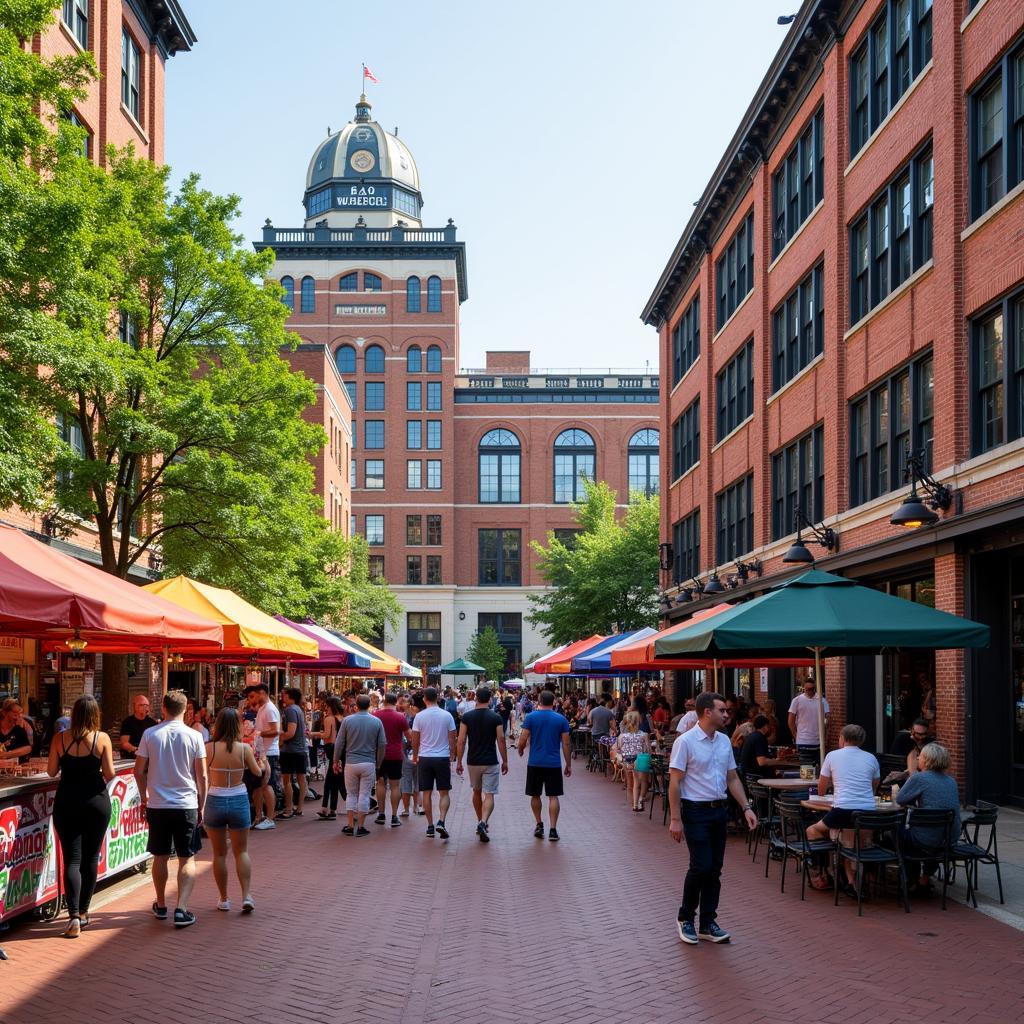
[654,569,990,765]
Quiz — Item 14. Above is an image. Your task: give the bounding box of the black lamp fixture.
[890,451,953,529]
[658,542,674,572]
[703,569,725,595]
[658,592,673,613]
[734,558,764,582]
[782,506,838,564]
[777,12,799,24]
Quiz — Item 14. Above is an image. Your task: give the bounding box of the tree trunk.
[101,654,129,732]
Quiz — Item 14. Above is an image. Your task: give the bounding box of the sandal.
[274,811,295,820]
[316,811,336,820]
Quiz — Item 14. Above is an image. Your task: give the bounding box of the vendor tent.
[437,657,486,675]
[265,617,371,673]
[571,629,651,673]
[529,635,606,675]
[654,569,991,763]
[332,632,403,675]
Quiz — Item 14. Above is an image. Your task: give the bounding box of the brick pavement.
[2,753,1023,1024]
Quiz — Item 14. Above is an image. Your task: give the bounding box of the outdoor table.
[801,796,896,812]
[760,777,818,790]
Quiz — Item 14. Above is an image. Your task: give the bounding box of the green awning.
[438,657,487,675]
[654,569,990,659]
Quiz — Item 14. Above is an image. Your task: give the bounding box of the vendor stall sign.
[98,772,149,878]
[0,785,58,922]
[0,637,35,665]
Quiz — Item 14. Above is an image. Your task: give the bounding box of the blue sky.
[165,1,795,372]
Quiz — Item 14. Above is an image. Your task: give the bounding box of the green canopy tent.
[654,569,990,765]
[436,657,487,677]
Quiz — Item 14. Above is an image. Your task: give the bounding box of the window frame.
[426,515,442,546]
[478,429,521,504]
[715,474,755,565]
[280,276,294,311]
[406,277,421,312]
[426,420,442,450]
[364,382,385,411]
[715,211,754,330]
[365,515,384,546]
[339,272,359,292]
[406,515,422,545]
[407,460,422,489]
[63,0,88,49]
[671,295,700,386]
[364,420,384,449]
[407,420,422,449]
[426,381,442,410]
[426,460,442,490]
[627,428,660,497]
[426,345,442,373]
[364,345,385,374]
[970,288,1024,455]
[671,399,701,481]
[716,339,754,440]
[672,510,701,585]
[772,108,825,257]
[364,273,383,292]
[406,556,422,585]
[364,459,385,489]
[478,528,522,586]
[120,26,141,122]
[407,381,422,411]
[407,346,422,373]
[427,276,442,312]
[771,262,824,391]
[770,424,825,540]
[300,276,315,313]
[553,429,596,504]
[336,345,356,374]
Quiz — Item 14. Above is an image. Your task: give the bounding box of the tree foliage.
[465,627,508,682]
[528,479,660,647]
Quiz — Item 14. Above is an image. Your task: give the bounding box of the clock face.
[351,149,375,173]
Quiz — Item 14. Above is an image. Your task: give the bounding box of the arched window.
[427,276,442,312]
[479,428,521,504]
[364,344,385,374]
[407,346,422,373]
[300,276,315,313]
[280,276,294,310]
[628,428,660,498]
[336,345,356,374]
[339,272,358,292]
[553,429,596,503]
[364,272,383,292]
[426,345,442,373]
[406,276,421,312]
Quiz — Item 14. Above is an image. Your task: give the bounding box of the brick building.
[643,0,1024,804]
[260,97,660,678]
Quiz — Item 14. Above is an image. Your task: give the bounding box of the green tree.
[465,627,508,682]
[528,479,661,646]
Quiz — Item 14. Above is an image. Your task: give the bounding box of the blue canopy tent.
[571,628,658,673]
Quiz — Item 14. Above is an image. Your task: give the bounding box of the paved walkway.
[2,754,1023,1024]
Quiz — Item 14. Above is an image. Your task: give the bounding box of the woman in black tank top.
[47,695,116,938]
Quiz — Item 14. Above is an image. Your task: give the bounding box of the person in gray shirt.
[279,687,308,819]
[333,695,386,837]
[587,696,617,739]
[894,742,961,892]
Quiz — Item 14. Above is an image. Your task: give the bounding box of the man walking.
[373,691,411,827]
[456,685,508,842]
[411,686,456,839]
[278,687,307,819]
[134,690,207,928]
[668,692,757,945]
[249,684,281,831]
[333,694,386,837]
[516,690,570,842]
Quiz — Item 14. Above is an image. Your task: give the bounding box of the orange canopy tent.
[527,635,606,675]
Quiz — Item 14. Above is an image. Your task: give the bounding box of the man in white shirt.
[411,686,457,839]
[134,689,207,928]
[806,722,880,897]
[668,692,757,946]
[787,677,829,760]
[456,690,476,719]
[249,683,281,831]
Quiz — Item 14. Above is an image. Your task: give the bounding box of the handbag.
[634,752,652,773]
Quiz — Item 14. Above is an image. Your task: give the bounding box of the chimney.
[485,350,531,373]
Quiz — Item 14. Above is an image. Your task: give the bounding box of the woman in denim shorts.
[204,708,261,913]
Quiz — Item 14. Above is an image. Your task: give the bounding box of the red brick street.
[2,754,1022,1024]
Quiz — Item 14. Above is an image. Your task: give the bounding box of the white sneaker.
[217,899,231,912]
[253,819,276,831]
[242,895,255,914]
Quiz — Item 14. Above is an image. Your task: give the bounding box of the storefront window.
[1012,594,1024,767]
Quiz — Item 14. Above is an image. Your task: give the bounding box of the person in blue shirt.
[516,690,571,842]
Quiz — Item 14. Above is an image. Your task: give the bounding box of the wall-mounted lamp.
[658,542,674,572]
[890,451,953,529]
[783,507,838,564]
[703,569,725,595]
[734,558,764,582]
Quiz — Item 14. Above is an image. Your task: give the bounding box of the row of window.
[281,275,443,313]
[353,459,442,490]
[345,380,443,412]
[336,344,442,375]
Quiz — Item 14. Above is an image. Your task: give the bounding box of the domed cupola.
[303,95,423,228]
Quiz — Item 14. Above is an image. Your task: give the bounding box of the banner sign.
[0,782,59,922]
[98,772,150,878]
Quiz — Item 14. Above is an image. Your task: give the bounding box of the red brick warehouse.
[643,0,1024,804]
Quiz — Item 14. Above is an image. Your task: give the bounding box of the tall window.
[406,515,422,545]
[345,381,356,409]
[407,382,422,411]
[970,40,1024,220]
[365,515,384,545]
[118,311,139,349]
[772,108,825,256]
[365,345,385,373]
[672,510,701,585]
[848,142,933,324]
[427,276,442,312]
[716,338,754,440]
[280,276,294,311]
[406,276,421,312]
[771,425,824,540]
[336,345,356,374]
[426,420,442,449]
[849,351,933,506]
[671,399,700,480]
[365,460,384,489]
[365,382,385,410]
[63,0,88,48]
[971,289,1024,455]
[427,382,442,409]
[479,429,520,503]
[628,428,660,497]
[407,420,422,449]
[409,459,423,493]
[300,276,315,313]
[553,429,595,503]
[479,529,521,585]
[671,295,700,386]
[65,109,91,158]
[426,555,442,584]
[715,211,754,329]
[426,345,442,373]
[426,515,442,545]
[477,612,522,673]
[849,0,933,157]
[340,272,358,291]
[407,346,422,372]
[368,555,385,581]
[364,420,384,449]
[121,28,140,121]
[57,412,84,487]
[364,273,382,292]
[772,262,824,391]
[715,474,754,564]
[407,556,422,585]
[426,460,441,489]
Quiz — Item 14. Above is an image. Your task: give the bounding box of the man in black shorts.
[516,690,571,842]
[373,691,412,826]
[278,687,308,819]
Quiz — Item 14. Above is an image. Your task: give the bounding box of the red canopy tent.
[527,635,606,675]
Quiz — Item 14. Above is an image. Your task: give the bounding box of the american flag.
[363,65,379,84]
